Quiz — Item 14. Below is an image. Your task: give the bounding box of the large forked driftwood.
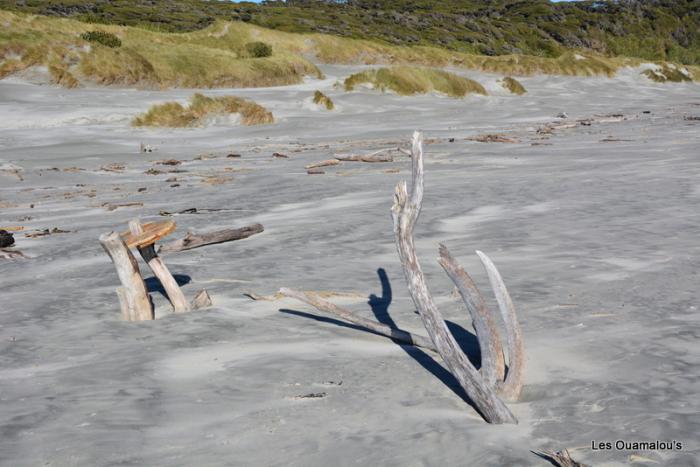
[129,219,191,313]
[392,131,516,424]
[159,223,264,253]
[279,131,525,424]
[99,232,153,321]
[279,288,436,351]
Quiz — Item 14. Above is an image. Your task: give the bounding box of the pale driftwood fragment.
[305,159,340,169]
[99,232,153,321]
[532,449,589,467]
[192,289,213,310]
[335,153,393,163]
[438,244,505,387]
[279,288,436,351]
[0,248,28,260]
[476,250,525,401]
[158,223,264,254]
[129,219,190,314]
[392,131,516,424]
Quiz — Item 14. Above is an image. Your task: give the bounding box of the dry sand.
[1,65,699,466]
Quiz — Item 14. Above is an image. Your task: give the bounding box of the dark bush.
[80,30,122,48]
[245,41,272,58]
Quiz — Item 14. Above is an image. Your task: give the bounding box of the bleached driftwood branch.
[159,223,264,253]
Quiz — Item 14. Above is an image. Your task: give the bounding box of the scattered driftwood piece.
[156,159,182,166]
[272,152,288,158]
[0,163,25,181]
[0,226,24,232]
[245,290,364,301]
[121,220,176,248]
[24,228,72,238]
[307,169,325,175]
[0,248,28,260]
[469,134,517,143]
[392,132,516,424]
[192,289,213,310]
[227,153,242,158]
[532,449,589,467]
[279,288,436,351]
[305,159,340,169]
[128,219,190,313]
[103,202,144,211]
[158,223,264,254]
[99,231,153,321]
[335,153,393,163]
[100,163,125,173]
[0,230,15,248]
[158,207,251,216]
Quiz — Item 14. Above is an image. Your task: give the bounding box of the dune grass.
[642,64,693,83]
[500,77,526,95]
[313,90,334,110]
[344,67,486,97]
[132,93,273,127]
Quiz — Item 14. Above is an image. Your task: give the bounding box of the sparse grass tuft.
[500,76,526,95]
[132,93,274,127]
[48,62,79,88]
[313,90,334,110]
[344,66,486,97]
[642,64,692,83]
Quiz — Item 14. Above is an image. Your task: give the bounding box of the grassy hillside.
[0,10,697,89]
[1,0,699,66]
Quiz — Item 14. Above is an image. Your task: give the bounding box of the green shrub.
[245,41,272,58]
[642,65,692,83]
[81,30,122,48]
[344,67,487,97]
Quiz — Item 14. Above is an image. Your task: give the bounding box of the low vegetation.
[80,30,121,48]
[313,90,334,110]
[244,41,272,58]
[642,65,692,84]
[500,77,526,95]
[2,0,699,67]
[345,67,486,97]
[132,93,274,127]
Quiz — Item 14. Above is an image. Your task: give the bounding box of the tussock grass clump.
[245,41,272,58]
[344,66,486,97]
[642,65,692,83]
[81,31,122,48]
[132,93,274,128]
[48,62,79,88]
[313,90,334,110]
[500,76,526,95]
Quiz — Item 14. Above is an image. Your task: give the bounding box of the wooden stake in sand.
[99,231,153,321]
[280,131,525,424]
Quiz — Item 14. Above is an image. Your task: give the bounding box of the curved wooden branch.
[476,250,524,401]
[438,244,505,387]
[392,132,516,424]
[279,288,436,351]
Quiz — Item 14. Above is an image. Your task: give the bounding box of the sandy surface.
[1,65,700,466]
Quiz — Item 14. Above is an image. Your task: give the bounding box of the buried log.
[158,223,264,253]
[127,219,191,313]
[99,232,153,321]
[279,288,436,351]
[280,131,525,424]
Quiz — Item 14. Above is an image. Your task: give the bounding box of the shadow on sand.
[279,268,482,410]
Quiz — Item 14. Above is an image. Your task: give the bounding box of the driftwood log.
[99,232,153,321]
[532,449,589,467]
[159,223,264,253]
[129,220,190,313]
[280,131,525,424]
